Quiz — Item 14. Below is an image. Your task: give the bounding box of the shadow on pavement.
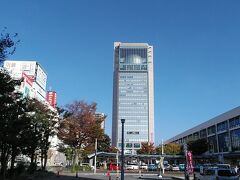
[51,175,99,180]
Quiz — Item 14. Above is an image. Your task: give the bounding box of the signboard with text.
[46,91,57,108]
[36,65,47,90]
[4,61,37,79]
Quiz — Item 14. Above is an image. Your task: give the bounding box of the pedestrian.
[234,166,238,174]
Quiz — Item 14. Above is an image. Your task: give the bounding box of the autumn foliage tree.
[57,101,104,165]
[137,142,156,155]
[108,146,119,153]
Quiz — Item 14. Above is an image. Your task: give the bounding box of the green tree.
[98,134,111,152]
[23,99,58,170]
[0,69,28,179]
[187,138,208,155]
[0,27,19,65]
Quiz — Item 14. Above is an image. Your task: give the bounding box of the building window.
[217,121,228,132]
[134,143,141,148]
[118,143,123,148]
[229,116,240,129]
[208,136,218,153]
[218,132,229,152]
[126,143,133,148]
[188,134,193,141]
[230,128,240,152]
[193,132,199,140]
[183,136,187,143]
[200,129,207,138]
[207,126,216,136]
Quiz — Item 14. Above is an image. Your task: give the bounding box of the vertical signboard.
[187,151,193,174]
[36,64,47,90]
[47,91,57,108]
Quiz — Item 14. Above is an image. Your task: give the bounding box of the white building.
[112,42,154,154]
[3,60,65,166]
[95,112,107,132]
[4,60,47,101]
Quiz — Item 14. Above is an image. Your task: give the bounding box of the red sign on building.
[22,72,34,86]
[46,91,57,108]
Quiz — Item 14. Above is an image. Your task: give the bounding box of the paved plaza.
[49,172,184,180]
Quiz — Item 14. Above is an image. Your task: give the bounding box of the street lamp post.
[159,139,164,178]
[121,119,125,180]
[94,138,97,174]
[116,150,119,179]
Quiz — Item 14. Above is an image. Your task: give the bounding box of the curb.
[171,177,184,180]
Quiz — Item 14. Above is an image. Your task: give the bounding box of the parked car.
[164,164,171,171]
[171,164,180,171]
[148,164,158,171]
[215,164,231,169]
[139,163,148,170]
[79,163,94,171]
[198,168,238,180]
[126,163,139,170]
[179,164,185,171]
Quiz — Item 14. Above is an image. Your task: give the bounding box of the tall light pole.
[121,119,125,180]
[94,138,97,174]
[162,139,164,174]
[159,139,164,178]
[116,150,119,179]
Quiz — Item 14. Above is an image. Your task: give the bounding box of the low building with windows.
[165,107,240,155]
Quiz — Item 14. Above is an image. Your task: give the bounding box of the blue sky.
[1,0,240,145]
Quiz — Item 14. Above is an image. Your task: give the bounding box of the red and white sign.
[186,151,194,174]
[22,72,34,86]
[46,91,57,108]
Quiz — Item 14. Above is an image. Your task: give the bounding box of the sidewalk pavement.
[56,171,194,180]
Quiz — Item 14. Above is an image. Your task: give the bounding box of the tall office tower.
[112,42,154,154]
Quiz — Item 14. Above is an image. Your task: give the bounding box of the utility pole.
[94,138,97,174]
[162,139,164,174]
[121,119,125,180]
[116,150,119,179]
[159,139,164,178]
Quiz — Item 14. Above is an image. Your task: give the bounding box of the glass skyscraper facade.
[112,42,154,154]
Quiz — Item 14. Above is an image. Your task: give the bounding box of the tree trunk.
[0,145,9,180]
[10,147,17,177]
[71,148,74,166]
[0,156,7,180]
[74,148,79,165]
[43,133,50,170]
[43,150,48,170]
[40,149,44,170]
[30,149,35,164]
